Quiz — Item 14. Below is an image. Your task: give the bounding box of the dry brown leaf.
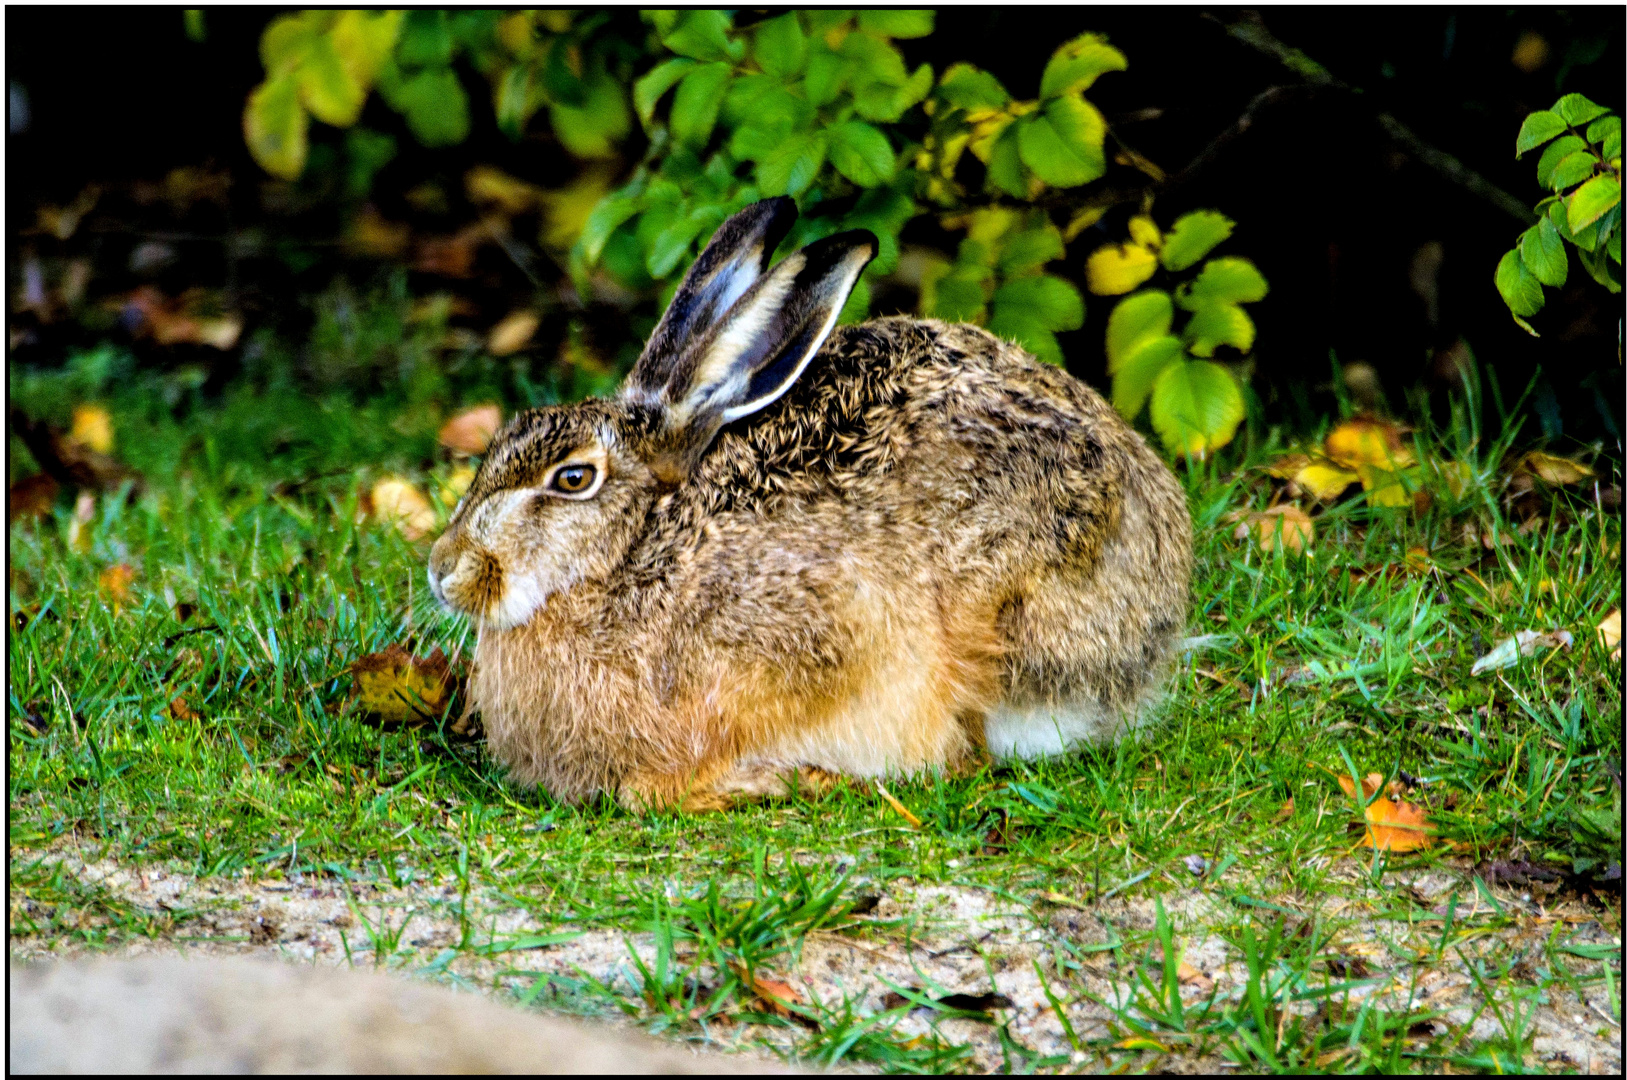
[68,404,114,454]
[98,563,138,608]
[1598,608,1622,661]
[438,404,503,456]
[1263,453,1311,480]
[167,697,196,722]
[1271,797,1295,823]
[1337,771,1432,851]
[344,206,411,259]
[1233,505,1314,555]
[8,473,60,523]
[728,962,803,1017]
[1176,961,1215,993]
[1324,417,1414,470]
[120,286,242,350]
[1518,450,1593,486]
[415,223,490,277]
[369,477,436,540]
[348,645,457,727]
[487,311,540,356]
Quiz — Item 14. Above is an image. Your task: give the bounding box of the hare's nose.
[427,538,462,588]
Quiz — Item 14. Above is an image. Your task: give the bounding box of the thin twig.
[1212,10,1536,224]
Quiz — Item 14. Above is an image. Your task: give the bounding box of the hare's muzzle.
[427,535,499,617]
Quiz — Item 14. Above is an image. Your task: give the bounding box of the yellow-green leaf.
[1184,302,1255,356]
[1111,334,1182,418]
[244,76,309,179]
[1086,243,1158,295]
[1105,289,1173,370]
[1038,33,1127,99]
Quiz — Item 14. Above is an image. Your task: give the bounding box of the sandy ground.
[10,848,1622,1072]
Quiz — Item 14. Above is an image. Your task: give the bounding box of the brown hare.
[428,197,1192,811]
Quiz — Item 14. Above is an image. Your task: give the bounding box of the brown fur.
[432,315,1192,810]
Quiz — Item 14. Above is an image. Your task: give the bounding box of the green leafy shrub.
[1496,93,1622,333]
[243,11,640,179]
[240,9,1268,461]
[1088,212,1266,457]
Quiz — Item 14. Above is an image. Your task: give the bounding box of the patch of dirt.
[9,852,1622,1072]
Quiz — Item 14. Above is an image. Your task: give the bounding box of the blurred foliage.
[1496,92,1622,333]
[234,8,1265,458]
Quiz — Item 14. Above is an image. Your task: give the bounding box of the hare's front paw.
[616,763,844,813]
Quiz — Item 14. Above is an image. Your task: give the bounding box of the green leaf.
[992,274,1085,332]
[647,211,712,279]
[1515,110,1567,156]
[244,75,309,179]
[936,64,1009,111]
[984,124,1028,199]
[1567,174,1621,234]
[297,34,366,126]
[753,13,806,78]
[926,264,990,323]
[1180,257,1268,307]
[838,273,871,325]
[803,44,848,108]
[1183,302,1256,357]
[1587,114,1621,151]
[852,63,933,123]
[1494,248,1544,317]
[261,13,319,74]
[1149,360,1245,457]
[757,131,827,197]
[580,196,642,264]
[662,10,742,63]
[670,63,732,147]
[1039,33,1127,100]
[857,10,934,38]
[828,121,896,187]
[1552,93,1608,127]
[1548,149,1599,192]
[986,311,1063,366]
[1105,290,1173,370]
[998,224,1065,276]
[1535,135,1587,188]
[393,67,468,146]
[1548,199,1595,251]
[1577,242,1624,293]
[1016,96,1106,188]
[634,58,696,126]
[397,10,453,68]
[550,74,631,159]
[1159,211,1234,272]
[1519,217,1568,287]
[1111,334,1182,417]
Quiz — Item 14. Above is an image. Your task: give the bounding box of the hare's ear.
[625,197,797,399]
[643,230,877,473]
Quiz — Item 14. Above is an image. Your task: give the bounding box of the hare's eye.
[549,464,596,495]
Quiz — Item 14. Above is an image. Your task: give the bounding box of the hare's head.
[429,198,876,629]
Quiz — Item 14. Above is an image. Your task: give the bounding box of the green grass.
[8,371,1623,1073]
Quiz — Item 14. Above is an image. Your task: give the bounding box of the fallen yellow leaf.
[437,465,477,506]
[1294,460,1360,502]
[1356,464,1419,508]
[1233,505,1314,555]
[1323,417,1414,470]
[1085,242,1158,295]
[1519,450,1593,486]
[98,563,138,609]
[349,645,457,727]
[369,477,437,541]
[438,404,503,456]
[1337,771,1432,851]
[487,311,540,356]
[1597,608,1621,660]
[69,404,114,454]
[464,165,545,216]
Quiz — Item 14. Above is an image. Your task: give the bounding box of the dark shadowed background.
[8,7,1623,446]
